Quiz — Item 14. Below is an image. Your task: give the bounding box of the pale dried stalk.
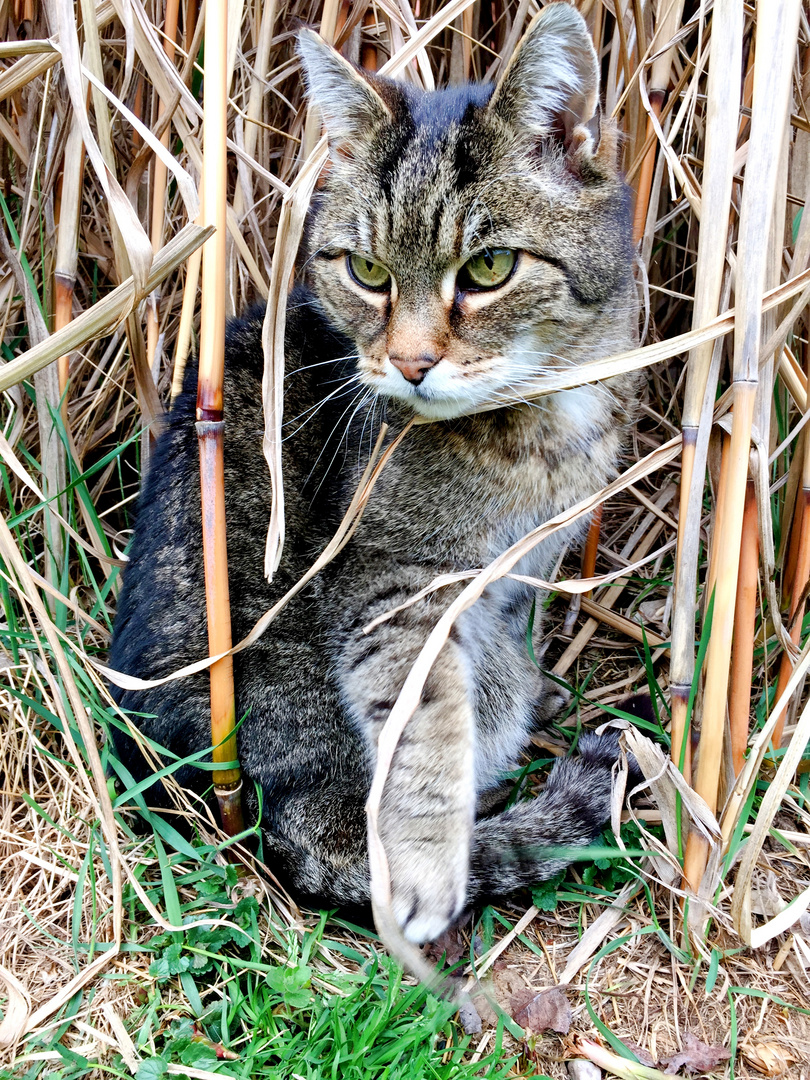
[682,0,801,899]
[261,0,480,580]
[631,0,686,243]
[146,0,181,379]
[670,0,742,777]
[728,101,790,771]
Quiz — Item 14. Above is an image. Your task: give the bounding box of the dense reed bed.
[2,0,810,1076]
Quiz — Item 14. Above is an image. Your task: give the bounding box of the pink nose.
[389,352,440,385]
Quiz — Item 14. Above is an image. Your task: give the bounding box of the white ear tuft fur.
[488,3,600,152]
[297,30,392,150]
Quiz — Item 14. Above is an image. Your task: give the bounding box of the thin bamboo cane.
[632,0,684,238]
[771,357,810,751]
[670,0,742,779]
[197,0,244,838]
[728,477,758,775]
[682,0,801,898]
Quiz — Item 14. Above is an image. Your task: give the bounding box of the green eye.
[459,248,517,290]
[348,254,391,291]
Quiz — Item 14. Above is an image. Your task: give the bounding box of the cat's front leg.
[339,583,476,943]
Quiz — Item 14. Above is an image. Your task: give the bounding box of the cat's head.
[298,3,634,421]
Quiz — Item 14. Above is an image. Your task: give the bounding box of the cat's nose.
[389,352,440,385]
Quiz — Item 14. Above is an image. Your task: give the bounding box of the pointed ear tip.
[296,27,320,50]
[536,2,589,30]
[296,27,330,65]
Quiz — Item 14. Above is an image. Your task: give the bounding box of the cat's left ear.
[297,29,394,157]
[487,3,600,156]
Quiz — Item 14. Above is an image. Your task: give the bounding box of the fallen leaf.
[741,1041,797,1077]
[423,926,466,966]
[471,966,533,1029]
[513,987,571,1035]
[660,1032,730,1075]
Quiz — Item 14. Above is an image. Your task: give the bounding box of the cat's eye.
[347,254,391,291]
[458,248,517,290]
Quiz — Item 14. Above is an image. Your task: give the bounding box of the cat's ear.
[297,29,393,155]
[487,3,600,156]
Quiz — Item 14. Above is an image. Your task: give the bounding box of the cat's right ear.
[297,30,393,156]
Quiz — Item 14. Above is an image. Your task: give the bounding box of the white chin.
[409,394,480,420]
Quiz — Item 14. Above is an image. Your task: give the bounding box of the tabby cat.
[110,3,640,944]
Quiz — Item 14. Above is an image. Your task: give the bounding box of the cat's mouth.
[368,363,508,421]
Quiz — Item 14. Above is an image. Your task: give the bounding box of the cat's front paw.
[386,835,470,943]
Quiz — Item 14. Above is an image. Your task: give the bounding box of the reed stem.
[197,0,244,836]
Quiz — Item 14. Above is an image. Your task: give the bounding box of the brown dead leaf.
[470,966,533,1029]
[513,987,572,1035]
[741,1041,798,1077]
[423,925,466,966]
[660,1032,731,1075]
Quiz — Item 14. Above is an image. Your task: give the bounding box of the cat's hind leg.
[468,731,638,899]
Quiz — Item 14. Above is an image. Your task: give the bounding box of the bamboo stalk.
[631,0,685,243]
[197,0,243,837]
[682,0,801,898]
[771,377,810,751]
[670,0,742,780]
[726,96,790,774]
[54,115,85,418]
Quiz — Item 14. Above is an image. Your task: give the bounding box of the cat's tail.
[468,731,639,898]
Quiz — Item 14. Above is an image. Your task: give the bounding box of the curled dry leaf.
[0,964,31,1047]
[660,1032,731,1075]
[564,1033,671,1080]
[512,987,572,1035]
[741,1041,798,1077]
